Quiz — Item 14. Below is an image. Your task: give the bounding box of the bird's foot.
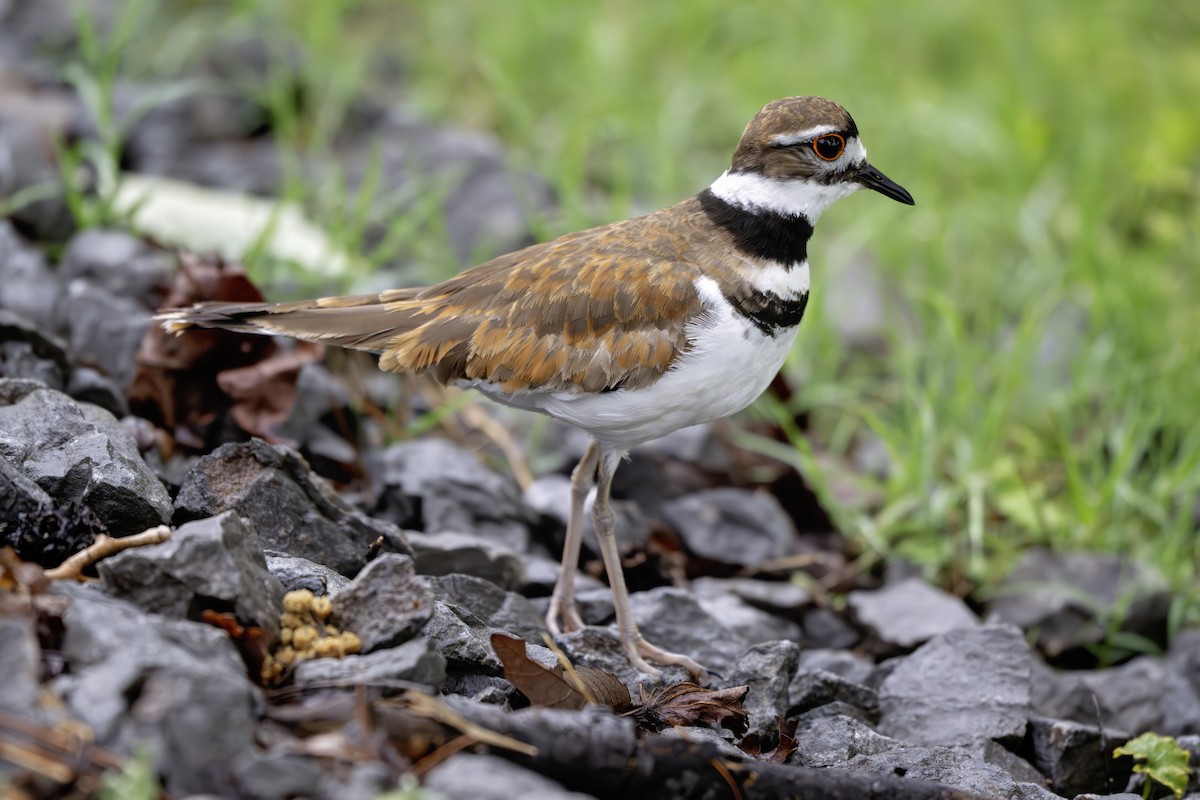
[624,633,710,683]
[545,596,585,635]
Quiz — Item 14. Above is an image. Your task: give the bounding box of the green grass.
[63,1,1200,630]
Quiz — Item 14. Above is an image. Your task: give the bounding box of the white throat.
[709,169,861,223]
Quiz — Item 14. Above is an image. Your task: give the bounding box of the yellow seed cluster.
[262,589,362,683]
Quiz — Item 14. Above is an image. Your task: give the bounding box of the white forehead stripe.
[769,124,842,147]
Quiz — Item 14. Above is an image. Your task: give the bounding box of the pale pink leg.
[546,440,600,634]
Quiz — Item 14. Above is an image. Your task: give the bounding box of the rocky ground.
[2,3,1200,799]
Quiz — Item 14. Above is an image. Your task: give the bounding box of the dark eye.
[812,133,845,161]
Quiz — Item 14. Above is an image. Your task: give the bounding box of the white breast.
[473,274,803,452]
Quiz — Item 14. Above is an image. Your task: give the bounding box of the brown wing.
[159,202,711,394]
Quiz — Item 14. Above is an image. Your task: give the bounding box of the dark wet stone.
[0,450,60,560]
[174,439,410,576]
[989,549,1170,660]
[58,229,171,307]
[522,473,652,554]
[0,617,40,715]
[878,624,1032,747]
[725,640,799,741]
[423,600,502,671]
[52,278,152,391]
[695,591,803,645]
[65,364,127,418]
[789,668,880,722]
[0,120,74,242]
[631,587,749,676]
[1164,631,1200,736]
[265,552,351,595]
[659,487,799,567]
[0,308,70,390]
[424,752,597,800]
[407,530,525,591]
[847,576,979,651]
[1032,654,1172,736]
[426,573,546,642]
[330,554,434,653]
[1023,716,1133,798]
[99,511,284,637]
[292,636,446,689]
[441,671,516,705]
[800,607,862,650]
[0,382,172,545]
[795,648,876,686]
[49,581,261,797]
[788,714,1060,800]
[372,438,534,552]
[692,576,813,615]
[0,223,61,336]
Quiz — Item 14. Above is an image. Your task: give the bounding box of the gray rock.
[725,640,799,741]
[0,122,74,243]
[0,617,40,714]
[423,600,502,671]
[0,382,172,541]
[847,577,980,651]
[265,552,351,595]
[407,529,525,591]
[372,438,534,551]
[631,587,749,676]
[989,549,1170,659]
[788,713,1059,800]
[555,626,684,689]
[1071,795,1143,800]
[99,511,284,637]
[174,439,410,576]
[692,576,813,615]
[520,551,607,595]
[49,581,261,797]
[659,487,798,566]
[800,606,862,649]
[424,752,597,800]
[0,450,70,563]
[426,572,546,641]
[795,648,876,686]
[229,750,326,800]
[0,222,62,331]
[1032,655,1173,735]
[695,591,803,645]
[53,278,152,390]
[331,554,434,652]
[878,624,1032,747]
[58,229,171,307]
[789,668,880,722]
[522,473,653,554]
[0,308,70,391]
[1024,716,1133,797]
[65,364,127,418]
[1164,629,1200,736]
[292,636,446,689]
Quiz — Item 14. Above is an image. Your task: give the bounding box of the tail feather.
[156,291,422,353]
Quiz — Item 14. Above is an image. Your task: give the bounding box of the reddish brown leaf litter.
[128,252,324,452]
[491,632,630,711]
[633,681,750,735]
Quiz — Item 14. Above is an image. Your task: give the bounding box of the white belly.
[471,275,801,452]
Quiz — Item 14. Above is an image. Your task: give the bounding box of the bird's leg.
[592,445,707,679]
[546,439,600,635]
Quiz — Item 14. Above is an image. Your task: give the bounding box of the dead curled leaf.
[633,682,750,735]
[738,716,798,762]
[128,252,324,451]
[490,633,631,711]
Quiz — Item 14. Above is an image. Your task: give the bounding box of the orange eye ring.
[812,133,846,161]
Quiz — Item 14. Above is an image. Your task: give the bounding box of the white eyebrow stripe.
[769,124,842,146]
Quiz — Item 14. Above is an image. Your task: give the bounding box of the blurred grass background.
[84,0,1200,641]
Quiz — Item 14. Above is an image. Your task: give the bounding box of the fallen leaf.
[200,609,271,684]
[633,682,749,735]
[490,633,630,710]
[738,716,798,762]
[129,252,324,451]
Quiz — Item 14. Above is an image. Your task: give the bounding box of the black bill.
[857,163,915,205]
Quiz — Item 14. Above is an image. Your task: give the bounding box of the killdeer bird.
[159,96,914,678]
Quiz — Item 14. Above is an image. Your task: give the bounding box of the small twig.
[411,734,477,778]
[45,525,172,582]
[398,692,538,757]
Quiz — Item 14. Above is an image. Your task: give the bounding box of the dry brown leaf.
[633,682,749,735]
[738,716,798,762]
[490,633,629,710]
[200,609,272,685]
[129,252,323,451]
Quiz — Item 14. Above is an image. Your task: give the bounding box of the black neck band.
[698,185,814,265]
